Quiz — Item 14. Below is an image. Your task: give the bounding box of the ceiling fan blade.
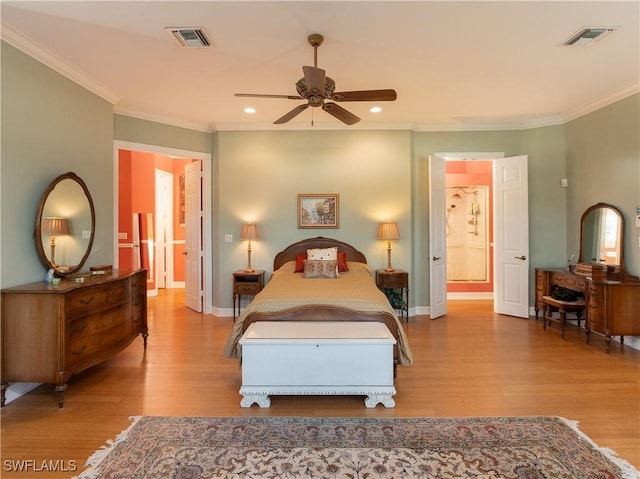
[322,102,360,125]
[235,93,301,100]
[274,104,309,124]
[332,89,397,102]
[303,66,326,92]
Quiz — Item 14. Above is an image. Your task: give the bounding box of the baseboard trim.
[4,382,40,405]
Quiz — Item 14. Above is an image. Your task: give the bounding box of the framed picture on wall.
[297,194,339,228]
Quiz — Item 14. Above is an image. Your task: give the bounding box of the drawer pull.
[72,345,87,355]
[79,296,96,305]
[72,323,88,333]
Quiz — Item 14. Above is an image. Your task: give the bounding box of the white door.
[493,155,529,318]
[155,169,173,289]
[185,161,203,312]
[429,156,447,319]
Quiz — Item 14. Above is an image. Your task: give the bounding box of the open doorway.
[114,141,212,314]
[446,160,493,299]
[430,153,529,319]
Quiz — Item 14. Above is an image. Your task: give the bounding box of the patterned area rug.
[74,416,638,479]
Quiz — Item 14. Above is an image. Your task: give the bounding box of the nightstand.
[376,270,409,321]
[233,270,265,320]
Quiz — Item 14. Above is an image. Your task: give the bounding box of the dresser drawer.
[550,272,586,291]
[68,303,130,339]
[66,287,109,315]
[376,271,408,289]
[66,282,131,317]
[234,282,261,294]
[67,322,132,368]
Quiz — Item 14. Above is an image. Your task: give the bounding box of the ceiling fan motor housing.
[296,76,336,105]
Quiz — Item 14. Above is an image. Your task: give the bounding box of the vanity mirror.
[35,172,95,276]
[577,202,634,281]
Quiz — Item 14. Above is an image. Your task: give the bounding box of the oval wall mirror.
[579,203,622,267]
[35,172,95,276]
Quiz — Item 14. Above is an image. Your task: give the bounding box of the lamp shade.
[43,217,69,236]
[240,223,258,241]
[377,222,399,241]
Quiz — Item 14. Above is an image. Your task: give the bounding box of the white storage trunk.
[239,321,396,408]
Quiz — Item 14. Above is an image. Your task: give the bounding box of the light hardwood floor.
[1,289,639,478]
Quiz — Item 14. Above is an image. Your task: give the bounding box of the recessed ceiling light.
[370,106,382,113]
[244,107,256,114]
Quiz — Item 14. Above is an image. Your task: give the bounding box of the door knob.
[432,256,441,261]
[515,255,526,260]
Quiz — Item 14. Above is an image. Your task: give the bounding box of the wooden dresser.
[535,267,640,351]
[1,269,147,407]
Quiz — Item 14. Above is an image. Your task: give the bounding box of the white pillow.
[307,247,338,261]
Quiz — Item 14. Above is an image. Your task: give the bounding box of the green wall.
[565,94,640,277]
[114,114,212,154]
[1,42,114,287]
[216,130,411,308]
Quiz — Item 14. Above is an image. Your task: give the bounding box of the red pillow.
[337,251,349,272]
[295,254,306,273]
[295,252,349,272]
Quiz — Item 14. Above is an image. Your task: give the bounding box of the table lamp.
[240,223,258,272]
[378,222,400,272]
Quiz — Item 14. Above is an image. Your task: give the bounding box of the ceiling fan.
[235,34,397,125]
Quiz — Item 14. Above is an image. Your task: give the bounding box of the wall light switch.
[560,178,569,188]
[225,234,233,243]
[118,232,127,240]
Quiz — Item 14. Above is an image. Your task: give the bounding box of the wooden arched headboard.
[273,237,367,270]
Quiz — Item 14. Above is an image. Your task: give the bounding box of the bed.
[223,237,413,367]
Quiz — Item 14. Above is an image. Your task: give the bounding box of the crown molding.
[113,107,213,133]
[563,83,639,123]
[1,23,120,104]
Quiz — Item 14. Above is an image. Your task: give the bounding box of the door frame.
[155,168,174,289]
[113,140,213,314]
[432,152,524,314]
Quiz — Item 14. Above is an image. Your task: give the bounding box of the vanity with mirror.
[535,203,640,351]
[1,172,148,408]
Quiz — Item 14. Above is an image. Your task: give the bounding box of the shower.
[446,186,488,282]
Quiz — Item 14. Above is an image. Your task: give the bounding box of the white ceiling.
[1,1,638,132]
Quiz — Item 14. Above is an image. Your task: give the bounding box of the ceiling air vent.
[166,27,211,48]
[562,27,617,47]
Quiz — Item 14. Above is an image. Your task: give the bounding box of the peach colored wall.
[118,150,134,269]
[118,151,192,287]
[446,160,493,293]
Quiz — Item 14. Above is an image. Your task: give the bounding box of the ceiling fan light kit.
[235,34,397,125]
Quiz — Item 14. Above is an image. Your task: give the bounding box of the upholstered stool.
[542,295,586,338]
